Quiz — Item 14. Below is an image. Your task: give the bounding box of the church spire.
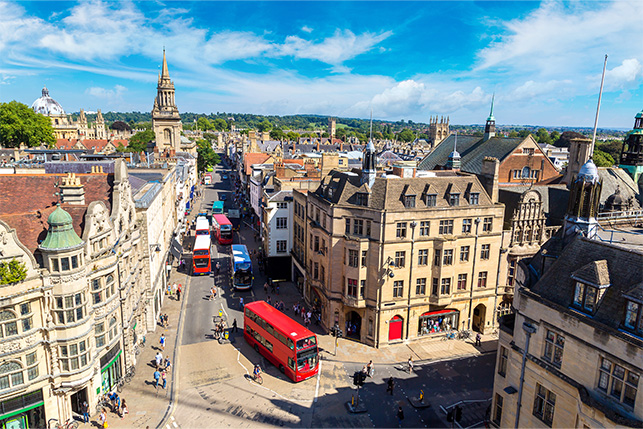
[483,94,496,141]
[161,48,170,79]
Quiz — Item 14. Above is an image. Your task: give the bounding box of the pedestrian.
[164,356,172,371]
[396,406,405,427]
[266,296,271,305]
[108,391,119,412]
[98,408,108,429]
[386,377,394,395]
[162,370,167,389]
[154,368,161,388]
[160,333,166,351]
[164,314,169,327]
[366,360,374,377]
[177,284,182,301]
[270,281,276,294]
[210,286,216,301]
[239,297,244,310]
[264,282,268,294]
[276,283,280,295]
[232,318,238,333]
[216,261,221,274]
[408,356,414,374]
[158,314,164,327]
[81,400,90,423]
[475,332,482,347]
[172,282,178,297]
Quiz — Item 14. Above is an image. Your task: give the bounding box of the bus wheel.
[254,344,259,354]
[279,364,285,374]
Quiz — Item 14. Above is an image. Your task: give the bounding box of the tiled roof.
[418,135,525,173]
[243,153,272,175]
[79,139,110,152]
[56,139,78,150]
[0,173,113,253]
[571,260,611,287]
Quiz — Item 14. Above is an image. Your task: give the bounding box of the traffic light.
[447,410,454,423]
[337,329,344,338]
[330,326,336,337]
[455,405,462,422]
[359,371,367,386]
[353,372,360,386]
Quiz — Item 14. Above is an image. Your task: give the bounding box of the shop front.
[417,309,459,337]
[100,344,122,394]
[0,390,45,429]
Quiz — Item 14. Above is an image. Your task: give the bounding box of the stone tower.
[483,95,496,142]
[328,117,336,140]
[619,109,643,189]
[95,109,106,139]
[564,159,602,241]
[563,135,592,185]
[152,49,183,151]
[428,115,449,147]
[362,139,377,188]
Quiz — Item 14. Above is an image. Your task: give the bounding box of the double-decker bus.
[212,201,224,214]
[212,214,233,245]
[231,244,252,289]
[192,234,211,275]
[244,301,319,382]
[195,216,210,237]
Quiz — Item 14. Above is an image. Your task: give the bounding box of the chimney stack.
[60,173,85,205]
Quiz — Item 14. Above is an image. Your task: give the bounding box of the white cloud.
[507,79,572,102]
[202,31,273,64]
[604,58,642,90]
[85,84,127,99]
[301,25,313,33]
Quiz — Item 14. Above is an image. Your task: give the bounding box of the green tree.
[536,128,552,145]
[0,259,27,285]
[128,129,155,152]
[397,129,415,142]
[196,139,220,172]
[550,131,561,144]
[0,101,56,148]
[115,142,126,152]
[596,139,624,161]
[212,118,229,131]
[286,131,300,142]
[197,117,212,131]
[593,149,615,167]
[257,120,273,133]
[270,129,286,140]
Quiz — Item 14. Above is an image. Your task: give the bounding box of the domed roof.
[40,205,83,251]
[635,110,643,120]
[448,150,461,159]
[31,87,65,116]
[605,186,625,207]
[365,139,375,152]
[577,159,599,183]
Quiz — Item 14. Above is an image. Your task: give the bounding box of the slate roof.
[418,134,525,173]
[598,167,641,209]
[571,260,611,287]
[312,169,493,211]
[528,237,643,343]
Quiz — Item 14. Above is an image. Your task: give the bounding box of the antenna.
[590,55,608,157]
[369,109,373,142]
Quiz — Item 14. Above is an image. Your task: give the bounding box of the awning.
[420,309,458,317]
[170,237,183,259]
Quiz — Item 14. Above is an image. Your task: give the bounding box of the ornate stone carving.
[0,339,21,354]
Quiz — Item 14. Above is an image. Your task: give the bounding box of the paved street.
[103,157,498,429]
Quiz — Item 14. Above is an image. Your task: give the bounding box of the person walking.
[232,318,238,333]
[386,377,394,395]
[475,332,482,347]
[396,406,405,427]
[164,356,172,371]
[161,370,167,389]
[366,360,374,378]
[98,408,108,429]
[120,399,128,419]
[264,282,268,294]
[154,369,161,388]
[155,351,163,369]
[160,333,166,351]
[210,286,216,301]
[81,400,90,423]
[177,284,182,301]
[239,297,244,310]
[407,356,414,374]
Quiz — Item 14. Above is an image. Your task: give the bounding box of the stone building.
[299,142,505,347]
[0,160,146,426]
[427,115,450,147]
[619,109,643,196]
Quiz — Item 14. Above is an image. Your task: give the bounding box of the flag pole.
[590,54,608,157]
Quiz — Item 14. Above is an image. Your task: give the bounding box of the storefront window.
[418,310,459,336]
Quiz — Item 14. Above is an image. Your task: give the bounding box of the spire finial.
[161,48,169,78]
[490,93,495,116]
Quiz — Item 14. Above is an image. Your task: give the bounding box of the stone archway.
[346,311,362,340]
[473,304,486,333]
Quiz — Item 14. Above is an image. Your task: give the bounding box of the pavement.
[81,160,499,429]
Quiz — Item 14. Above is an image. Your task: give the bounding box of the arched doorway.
[346,311,362,340]
[473,304,486,333]
[388,315,404,341]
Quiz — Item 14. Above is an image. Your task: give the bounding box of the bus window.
[288,357,295,370]
[296,336,317,350]
[297,347,318,371]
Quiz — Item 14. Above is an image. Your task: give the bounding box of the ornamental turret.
[483,95,496,142]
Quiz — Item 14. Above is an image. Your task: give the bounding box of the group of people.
[158,313,170,328]
[361,360,375,378]
[166,282,183,301]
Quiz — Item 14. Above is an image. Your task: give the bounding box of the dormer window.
[573,281,606,313]
[425,194,437,207]
[469,193,480,205]
[355,193,368,207]
[404,195,416,208]
[449,193,460,207]
[624,300,643,333]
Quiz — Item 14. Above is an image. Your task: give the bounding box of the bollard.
[419,390,424,402]
[351,395,355,406]
[218,309,223,318]
[224,330,229,340]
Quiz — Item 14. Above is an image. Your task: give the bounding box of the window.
[92,278,102,304]
[395,251,406,268]
[598,357,639,407]
[61,257,70,271]
[432,278,439,296]
[573,282,606,313]
[320,265,325,283]
[483,217,493,232]
[460,246,470,262]
[347,279,358,298]
[404,195,416,208]
[440,278,451,295]
[360,280,365,299]
[276,240,287,253]
[314,235,319,252]
[425,194,437,207]
[348,250,359,267]
[439,220,453,235]
[498,346,508,376]
[533,384,556,426]
[52,258,59,272]
[457,274,467,290]
[366,220,371,237]
[624,300,643,334]
[507,260,517,286]
[353,219,364,235]
[276,217,287,229]
[0,361,24,390]
[513,170,520,179]
[59,339,90,372]
[396,222,407,238]
[443,249,453,265]
[449,193,460,206]
[416,278,426,295]
[434,249,441,266]
[0,311,18,339]
[95,322,106,348]
[26,352,38,381]
[522,166,531,178]
[417,249,428,265]
[494,394,503,425]
[543,330,564,368]
[108,317,118,342]
[523,148,535,155]
[361,250,368,267]
[71,255,78,269]
[419,221,430,236]
[462,218,472,234]
[393,281,404,298]
[345,219,350,234]
[277,202,287,209]
[481,244,490,260]
[356,193,369,206]
[469,193,480,205]
[313,263,319,279]
[322,215,326,229]
[477,272,488,288]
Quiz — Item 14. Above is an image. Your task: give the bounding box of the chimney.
[60,173,85,205]
[480,157,499,203]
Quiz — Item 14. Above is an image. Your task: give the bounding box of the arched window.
[0,361,24,390]
[521,167,531,179]
[0,310,18,338]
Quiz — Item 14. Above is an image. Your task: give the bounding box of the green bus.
[212,201,224,214]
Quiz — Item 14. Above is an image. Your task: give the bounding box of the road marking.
[172,422,178,428]
[166,425,171,429]
[314,358,322,402]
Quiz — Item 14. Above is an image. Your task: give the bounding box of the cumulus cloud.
[85,84,127,99]
[507,79,572,102]
[301,25,313,33]
[604,58,642,90]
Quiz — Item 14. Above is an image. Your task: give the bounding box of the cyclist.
[253,364,262,381]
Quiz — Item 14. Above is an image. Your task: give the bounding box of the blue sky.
[1,1,641,128]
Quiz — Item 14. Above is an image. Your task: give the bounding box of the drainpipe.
[405,222,417,340]
[467,218,481,330]
[493,230,507,326]
[115,257,128,372]
[515,322,538,429]
[375,210,387,348]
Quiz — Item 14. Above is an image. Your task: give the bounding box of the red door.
[388,316,403,341]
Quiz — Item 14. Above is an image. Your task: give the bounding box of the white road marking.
[166,425,171,429]
[314,359,322,402]
[172,422,178,428]
[171,416,175,421]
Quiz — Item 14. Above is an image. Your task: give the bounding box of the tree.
[0,259,27,285]
[397,129,415,142]
[197,117,212,131]
[128,129,155,152]
[596,139,624,161]
[270,129,285,140]
[535,128,552,145]
[0,101,56,148]
[286,131,300,142]
[196,139,220,172]
[593,149,615,167]
[257,119,273,133]
[212,118,229,131]
[554,131,586,147]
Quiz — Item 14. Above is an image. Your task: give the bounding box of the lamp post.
[405,221,417,340]
[515,322,537,429]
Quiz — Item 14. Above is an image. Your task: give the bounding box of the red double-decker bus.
[244,301,319,382]
[192,234,211,275]
[195,216,210,237]
[212,214,233,245]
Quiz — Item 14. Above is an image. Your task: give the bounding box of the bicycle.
[252,372,263,385]
[49,418,79,429]
[458,329,471,340]
[95,394,110,414]
[443,331,456,341]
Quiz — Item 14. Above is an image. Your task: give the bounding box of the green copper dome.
[40,205,83,250]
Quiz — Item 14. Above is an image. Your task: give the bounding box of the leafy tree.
[257,120,273,133]
[321,132,329,138]
[197,117,212,131]
[286,131,300,142]
[0,259,27,285]
[535,128,552,145]
[593,149,615,167]
[549,131,561,143]
[596,139,624,162]
[196,139,220,172]
[115,142,126,152]
[203,132,217,141]
[128,129,155,152]
[270,129,285,140]
[397,129,415,142]
[0,101,56,148]
[553,131,587,147]
[212,118,229,131]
